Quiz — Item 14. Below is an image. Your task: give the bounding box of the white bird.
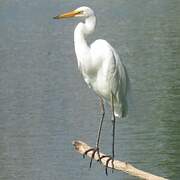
[54,6,129,173]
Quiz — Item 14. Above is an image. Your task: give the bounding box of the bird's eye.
[78,10,84,14]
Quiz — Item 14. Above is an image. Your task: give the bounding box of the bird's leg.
[96,97,105,148]
[83,97,105,167]
[99,92,115,175]
[111,92,116,172]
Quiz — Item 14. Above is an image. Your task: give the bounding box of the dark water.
[0,0,179,179]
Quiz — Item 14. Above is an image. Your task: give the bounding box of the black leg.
[96,97,105,148]
[83,94,116,175]
[102,92,116,175]
[111,92,116,171]
[83,97,105,167]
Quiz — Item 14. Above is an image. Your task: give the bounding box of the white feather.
[73,7,129,118]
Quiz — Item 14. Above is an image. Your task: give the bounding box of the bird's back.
[89,39,129,118]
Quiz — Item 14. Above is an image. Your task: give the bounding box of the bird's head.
[53,6,94,20]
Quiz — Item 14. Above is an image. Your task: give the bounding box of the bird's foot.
[99,155,114,175]
[83,147,101,168]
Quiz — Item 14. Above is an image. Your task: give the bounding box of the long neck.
[74,16,96,61]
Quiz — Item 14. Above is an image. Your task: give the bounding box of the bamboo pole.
[72,140,168,180]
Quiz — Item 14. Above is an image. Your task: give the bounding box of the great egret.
[54,6,129,174]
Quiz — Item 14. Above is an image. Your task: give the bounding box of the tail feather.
[114,99,128,118]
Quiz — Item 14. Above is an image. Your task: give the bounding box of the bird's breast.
[78,55,100,77]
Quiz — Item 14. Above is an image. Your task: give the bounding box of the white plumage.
[73,7,129,117]
[54,6,130,170]
[54,6,129,118]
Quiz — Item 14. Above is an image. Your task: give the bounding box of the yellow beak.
[53,10,81,19]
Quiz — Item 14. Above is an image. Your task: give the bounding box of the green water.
[0,0,179,179]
